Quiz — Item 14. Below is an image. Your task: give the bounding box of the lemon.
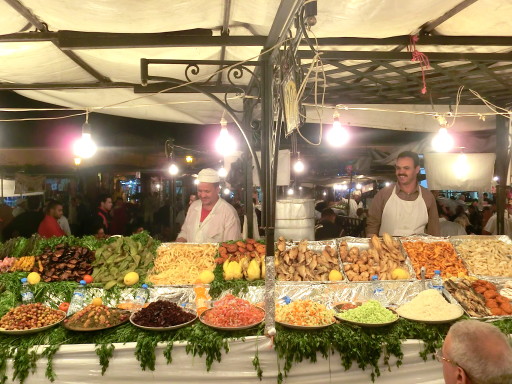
[198,270,215,284]
[123,272,140,286]
[391,268,410,280]
[91,297,103,306]
[329,270,343,281]
[27,272,41,285]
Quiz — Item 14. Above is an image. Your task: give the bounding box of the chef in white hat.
[176,168,241,243]
[348,190,363,218]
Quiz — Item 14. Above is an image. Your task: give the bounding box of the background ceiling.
[0,0,511,135]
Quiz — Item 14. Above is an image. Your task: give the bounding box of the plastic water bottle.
[68,280,87,315]
[371,275,387,306]
[133,284,149,310]
[20,278,35,304]
[431,270,444,293]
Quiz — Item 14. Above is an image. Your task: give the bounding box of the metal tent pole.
[261,56,277,335]
[496,114,509,234]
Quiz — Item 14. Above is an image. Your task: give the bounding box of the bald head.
[443,320,512,384]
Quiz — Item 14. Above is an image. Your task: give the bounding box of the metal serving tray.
[399,236,469,279]
[274,239,346,282]
[336,237,416,282]
[449,235,512,280]
[444,277,512,322]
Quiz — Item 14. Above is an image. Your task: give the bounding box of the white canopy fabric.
[424,153,496,191]
[0,0,511,130]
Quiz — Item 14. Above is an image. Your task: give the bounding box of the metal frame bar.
[4,0,112,83]
[142,59,260,66]
[133,83,246,94]
[6,31,512,48]
[299,50,512,61]
[420,0,479,34]
[3,0,47,31]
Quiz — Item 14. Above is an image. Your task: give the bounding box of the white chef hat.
[197,168,220,183]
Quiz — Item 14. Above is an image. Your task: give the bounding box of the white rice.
[396,289,463,321]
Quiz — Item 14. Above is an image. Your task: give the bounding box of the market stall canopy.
[1,0,511,132]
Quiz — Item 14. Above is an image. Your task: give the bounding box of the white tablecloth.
[6,337,444,384]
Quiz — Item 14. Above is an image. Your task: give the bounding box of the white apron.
[379,186,428,236]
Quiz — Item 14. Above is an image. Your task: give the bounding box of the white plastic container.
[275,199,315,240]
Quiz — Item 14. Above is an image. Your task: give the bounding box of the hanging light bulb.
[453,153,470,180]
[431,128,455,152]
[356,183,362,190]
[326,111,350,147]
[223,188,231,196]
[218,167,228,178]
[293,158,305,173]
[215,117,237,156]
[168,163,179,176]
[74,157,82,166]
[431,114,454,153]
[322,191,327,196]
[73,112,97,159]
[193,178,200,185]
[341,184,348,191]
[385,182,391,187]
[287,188,294,196]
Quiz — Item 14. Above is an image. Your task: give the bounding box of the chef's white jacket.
[177,198,241,243]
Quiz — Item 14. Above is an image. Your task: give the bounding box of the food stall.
[0,233,511,384]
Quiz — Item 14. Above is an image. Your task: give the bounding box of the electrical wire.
[294,25,326,146]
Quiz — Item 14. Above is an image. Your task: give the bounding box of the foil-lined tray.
[444,277,512,322]
[275,239,345,282]
[272,280,432,309]
[336,237,416,282]
[449,235,512,281]
[149,285,198,307]
[216,281,440,310]
[399,236,470,279]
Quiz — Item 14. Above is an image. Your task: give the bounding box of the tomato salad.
[201,294,264,328]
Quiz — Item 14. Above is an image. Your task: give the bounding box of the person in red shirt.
[38,200,66,238]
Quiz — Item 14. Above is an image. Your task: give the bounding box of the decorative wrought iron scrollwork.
[184,64,218,84]
[221,64,260,113]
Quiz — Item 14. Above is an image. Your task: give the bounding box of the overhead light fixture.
[322,191,327,196]
[215,117,237,156]
[293,158,305,173]
[185,155,194,163]
[431,128,455,152]
[74,157,82,166]
[299,186,303,190]
[155,183,161,190]
[193,178,200,185]
[356,183,362,190]
[341,184,348,191]
[326,110,350,147]
[287,188,294,196]
[218,167,228,178]
[223,188,231,196]
[333,184,342,191]
[385,182,391,187]
[168,163,179,176]
[493,176,499,182]
[73,111,97,159]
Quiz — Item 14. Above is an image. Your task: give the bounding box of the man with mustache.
[366,151,440,236]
